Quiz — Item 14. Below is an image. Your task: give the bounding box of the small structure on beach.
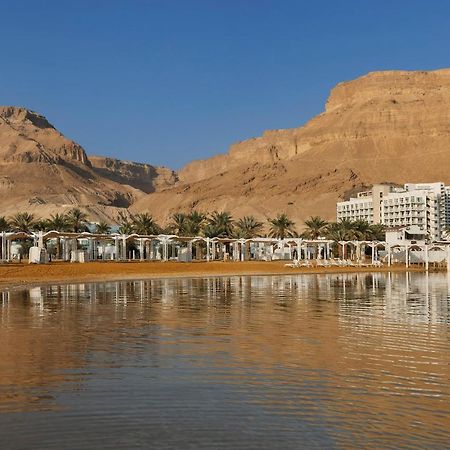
[1,229,450,272]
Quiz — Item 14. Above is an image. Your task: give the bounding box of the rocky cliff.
[0,107,154,221]
[132,69,450,226]
[90,156,177,194]
[3,68,450,226]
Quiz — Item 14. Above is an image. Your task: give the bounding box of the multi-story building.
[336,184,394,224]
[337,182,450,241]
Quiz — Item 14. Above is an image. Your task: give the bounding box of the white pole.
[122,236,127,261]
[425,244,429,272]
[206,238,210,262]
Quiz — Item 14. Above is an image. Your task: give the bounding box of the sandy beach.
[0,260,424,288]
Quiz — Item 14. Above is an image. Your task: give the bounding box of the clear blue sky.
[1,0,449,168]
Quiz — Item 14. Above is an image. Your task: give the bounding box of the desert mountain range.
[2,68,450,227]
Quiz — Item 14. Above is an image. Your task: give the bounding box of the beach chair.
[284,259,300,268]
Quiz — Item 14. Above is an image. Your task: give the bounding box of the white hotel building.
[336,182,449,241]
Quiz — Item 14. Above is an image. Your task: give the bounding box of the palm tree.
[325,219,362,259]
[66,208,88,232]
[132,213,160,235]
[328,219,359,241]
[352,219,373,240]
[268,213,296,239]
[368,223,386,241]
[95,221,111,234]
[325,222,349,242]
[302,216,328,239]
[0,216,9,232]
[116,211,133,234]
[33,219,51,232]
[47,213,70,232]
[169,212,188,235]
[233,216,264,239]
[203,223,224,238]
[43,213,70,259]
[9,212,36,233]
[206,211,234,237]
[186,211,206,236]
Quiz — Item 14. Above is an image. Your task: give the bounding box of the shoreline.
[0,260,426,290]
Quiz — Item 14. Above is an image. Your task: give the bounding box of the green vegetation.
[0,209,386,241]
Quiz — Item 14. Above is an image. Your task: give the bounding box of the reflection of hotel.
[337,182,450,241]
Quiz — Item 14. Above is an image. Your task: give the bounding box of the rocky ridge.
[133,69,450,225]
[0,106,174,221]
[3,68,450,226]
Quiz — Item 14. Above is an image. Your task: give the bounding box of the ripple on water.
[0,272,449,449]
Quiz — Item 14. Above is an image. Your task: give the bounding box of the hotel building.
[337,182,449,241]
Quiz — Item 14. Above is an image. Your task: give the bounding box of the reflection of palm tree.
[234,216,263,239]
[302,216,328,239]
[268,213,296,239]
[9,212,36,233]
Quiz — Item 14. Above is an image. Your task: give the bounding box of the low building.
[385,225,427,247]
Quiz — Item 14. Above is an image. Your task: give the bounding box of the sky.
[1,0,450,169]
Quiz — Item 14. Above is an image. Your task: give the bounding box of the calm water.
[0,273,450,449]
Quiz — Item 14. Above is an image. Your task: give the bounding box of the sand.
[0,260,423,288]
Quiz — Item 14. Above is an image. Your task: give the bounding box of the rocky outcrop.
[0,106,144,220]
[0,106,91,165]
[90,156,177,193]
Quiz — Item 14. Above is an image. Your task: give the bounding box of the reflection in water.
[0,273,450,449]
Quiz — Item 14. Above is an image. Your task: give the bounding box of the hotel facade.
[336,182,449,241]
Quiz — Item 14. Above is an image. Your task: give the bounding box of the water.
[0,273,449,449]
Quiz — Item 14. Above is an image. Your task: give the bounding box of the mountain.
[3,68,450,227]
[0,106,174,221]
[132,69,450,226]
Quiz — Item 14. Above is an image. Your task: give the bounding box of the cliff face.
[90,156,177,194]
[133,69,450,226]
[4,68,450,226]
[0,106,144,221]
[0,107,90,165]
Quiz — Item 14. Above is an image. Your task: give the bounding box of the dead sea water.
[0,272,449,449]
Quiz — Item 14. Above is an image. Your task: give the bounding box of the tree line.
[0,209,386,241]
